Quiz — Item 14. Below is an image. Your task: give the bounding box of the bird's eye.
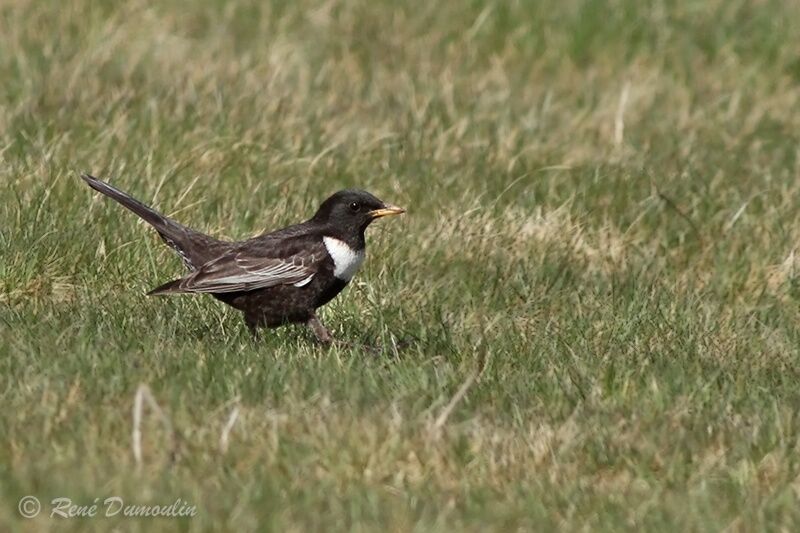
[349,202,360,212]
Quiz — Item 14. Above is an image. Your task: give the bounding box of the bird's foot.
[306,316,415,356]
[307,315,334,345]
[332,339,382,355]
[305,316,378,354]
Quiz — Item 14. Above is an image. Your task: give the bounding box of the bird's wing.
[170,250,319,294]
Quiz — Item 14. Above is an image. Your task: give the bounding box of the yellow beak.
[368,205,406,219]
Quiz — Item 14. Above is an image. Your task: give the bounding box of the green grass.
[3,0,800,530]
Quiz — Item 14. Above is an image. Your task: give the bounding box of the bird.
[80,174,405,344]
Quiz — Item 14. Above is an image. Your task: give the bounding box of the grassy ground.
[3,0,800,530]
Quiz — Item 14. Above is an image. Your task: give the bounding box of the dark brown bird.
[81,174,405,343]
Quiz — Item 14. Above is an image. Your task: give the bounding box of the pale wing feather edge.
[177,253,317,293]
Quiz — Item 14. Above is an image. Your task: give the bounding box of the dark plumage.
[81,174,404,343]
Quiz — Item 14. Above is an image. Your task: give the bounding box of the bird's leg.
[306,314,333,345]
[244,313,263,340]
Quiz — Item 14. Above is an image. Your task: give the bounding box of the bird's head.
[312,189,405,237]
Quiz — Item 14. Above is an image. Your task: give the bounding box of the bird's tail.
[81,174,181,236]
[81,174,224,270]
[147,278,183,296]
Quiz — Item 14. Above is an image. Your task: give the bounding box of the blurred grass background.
[3,0,800,530]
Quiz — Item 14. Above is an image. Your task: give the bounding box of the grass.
[3,0,800,530]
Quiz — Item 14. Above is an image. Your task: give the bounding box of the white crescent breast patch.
[323,236,365,282]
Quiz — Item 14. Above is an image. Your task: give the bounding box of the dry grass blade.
[219,406,240,455]
[431,372,477,435]
[132,383,179,468]
[431,348,490,436]
[614,81,631,147]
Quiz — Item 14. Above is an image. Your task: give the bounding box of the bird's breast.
[323,236,365,282]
